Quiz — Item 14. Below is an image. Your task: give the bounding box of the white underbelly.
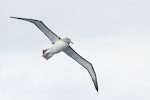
[50,40,69,54]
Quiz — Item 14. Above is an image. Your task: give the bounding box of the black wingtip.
[95,82,98,92]
[10,16,41,22]
[10,16,26,21]
[10,16,20,19]
[96,86,98,92]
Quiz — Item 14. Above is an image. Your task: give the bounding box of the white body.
[43,39,69,59]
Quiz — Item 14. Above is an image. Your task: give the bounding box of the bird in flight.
[10,17,98,91]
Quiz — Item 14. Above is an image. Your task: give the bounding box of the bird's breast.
[50,40,69,54]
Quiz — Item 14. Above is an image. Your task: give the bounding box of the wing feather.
[10,17,61,44]
[63,46,98,91]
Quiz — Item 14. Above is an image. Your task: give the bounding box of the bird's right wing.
[10,17,61,44]
[63,46,98,91]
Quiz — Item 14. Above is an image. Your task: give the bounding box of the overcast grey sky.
[0,0,150,100]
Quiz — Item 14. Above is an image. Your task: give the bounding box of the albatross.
[10,17,98,91]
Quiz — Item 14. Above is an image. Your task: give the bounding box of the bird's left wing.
[63,46,98,91]
[10,17,61,44]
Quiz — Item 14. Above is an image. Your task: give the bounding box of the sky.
[0,0,150,100]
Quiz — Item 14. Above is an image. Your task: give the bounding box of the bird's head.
[63,37,73,44]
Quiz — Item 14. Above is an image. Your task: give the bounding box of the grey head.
[62,37,73,44]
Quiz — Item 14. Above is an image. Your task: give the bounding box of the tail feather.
[42,49,53,60]
[43,49,48,54]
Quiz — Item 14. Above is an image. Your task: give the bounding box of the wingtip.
[10,16,18,19]
[10,16,42,22]
[96,86,98,92]
[95,83,99,92]
[10,16,23,20]
[93,75,98,92]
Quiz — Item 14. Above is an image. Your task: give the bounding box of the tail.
[42,49,53,60]
[43,49,48,54]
